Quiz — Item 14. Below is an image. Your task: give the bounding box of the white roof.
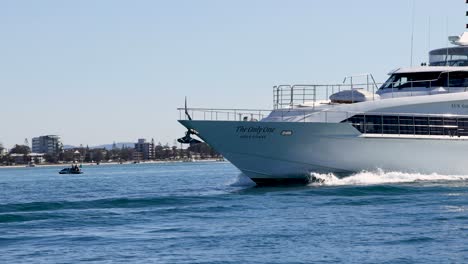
[389,66,468,75]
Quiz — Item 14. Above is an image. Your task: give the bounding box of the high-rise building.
[32,135,63,155]
[134,138,155,160]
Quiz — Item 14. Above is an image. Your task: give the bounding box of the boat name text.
[236,126,276,134]
[236,126,276,139]
[451,103,468,109]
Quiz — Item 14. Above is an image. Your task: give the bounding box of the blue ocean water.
[0,162,468,263]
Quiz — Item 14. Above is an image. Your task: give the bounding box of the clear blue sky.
[1,0,465,148]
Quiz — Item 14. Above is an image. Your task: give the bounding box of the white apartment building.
[32,135,63,155]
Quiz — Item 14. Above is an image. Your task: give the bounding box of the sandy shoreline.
[0,159,225,169]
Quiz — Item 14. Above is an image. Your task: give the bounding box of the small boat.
[59,166,83,174]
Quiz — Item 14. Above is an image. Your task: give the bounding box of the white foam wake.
[309,169,468,186]
[228,173,257,187]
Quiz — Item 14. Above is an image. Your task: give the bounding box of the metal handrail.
[177,108,272,121]
[178,107,468,122]
[273,71,468,109]
[273,74,380,109]
[273,83,379,109]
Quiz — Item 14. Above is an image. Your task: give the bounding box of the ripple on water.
[0,163,467,264]
[0,196,214,214]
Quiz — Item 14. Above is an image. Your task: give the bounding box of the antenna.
[446,16,449,58]
[410,0,416,67]
[427,16,431,52]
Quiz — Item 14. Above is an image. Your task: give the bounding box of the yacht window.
[430,126,443,135]
[414,117,429,126]
[382,116,398,124]
[458,119,468,136]
[381,75,396,89]
[431,60,468,66]
[382,116,399,134]
[399,116,414,135]
[429,47,468,66]
[345,115,365,132]
[364,115,382,134]
[414,116,430,135]
[443,118,458,136]
[429,117,442,126]
[451,55,466,60]
[414,125,429,135]
[452,61,468,66]
[380,72,441,90]
[365,123,382,134]
[342,114,468,137]
[443,72,468,87]
[428,117,443,135]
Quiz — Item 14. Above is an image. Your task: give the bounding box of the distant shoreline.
[0,159,226,169]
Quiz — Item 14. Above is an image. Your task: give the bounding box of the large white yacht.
[178,31,468,185]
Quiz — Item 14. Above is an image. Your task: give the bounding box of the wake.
[309,169,468,186]
[228,173,256,187]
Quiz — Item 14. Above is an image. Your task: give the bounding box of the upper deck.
[430,46,468,66]
[272,68,468,109]
[178,32,468,122]
[429,32,468,66]
[179,69,468,123]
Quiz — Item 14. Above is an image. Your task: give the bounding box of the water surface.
[0,162,467,263]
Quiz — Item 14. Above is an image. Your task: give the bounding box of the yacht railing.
[178,107,468,123]
[273,83,380,110]
[177,108,271,121]
[273,74,380,109]
[273,71,468,109]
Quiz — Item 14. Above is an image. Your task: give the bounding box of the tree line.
[0,142,221,165]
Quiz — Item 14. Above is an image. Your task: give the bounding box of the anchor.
[178,97,201,145]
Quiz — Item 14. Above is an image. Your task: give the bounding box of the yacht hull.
[179,120,468,185]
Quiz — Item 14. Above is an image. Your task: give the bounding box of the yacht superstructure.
[178,28,468,185]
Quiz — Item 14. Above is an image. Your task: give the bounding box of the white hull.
[179,120,468,184]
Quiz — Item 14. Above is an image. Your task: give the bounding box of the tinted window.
[429,117,443,126]
[383,116,398,124]
[415,125,429,135]
[446,72,468,87]
[342,114,468,137]
[399,116,414,135]
[380,72,442,90]
[345,115,365,133]
[383,124,399,134]
[414,116,429,126]
[364,115,382,134]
